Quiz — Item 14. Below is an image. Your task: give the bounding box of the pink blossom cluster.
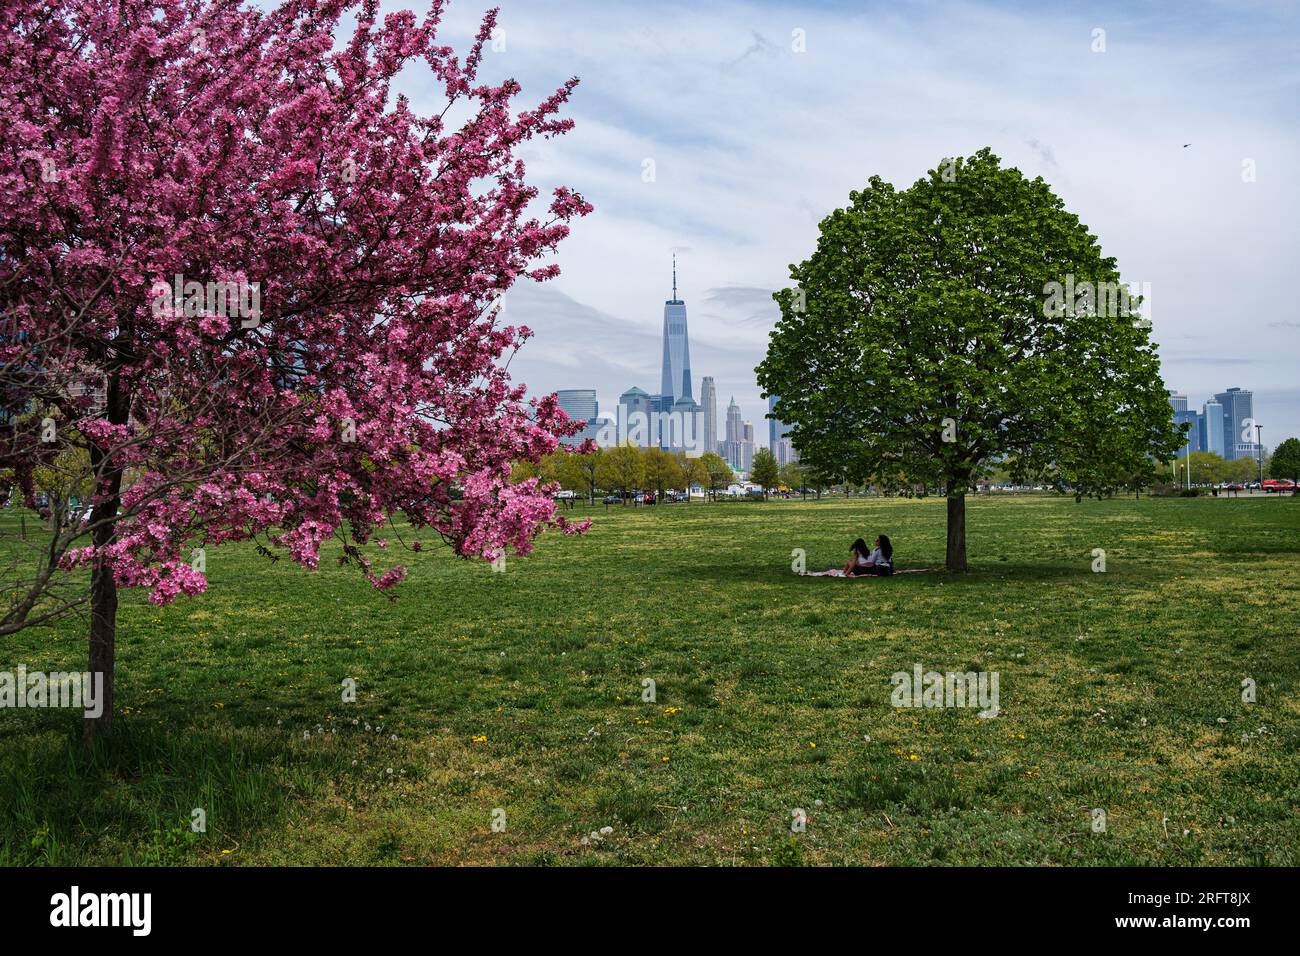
[1,0,592,602]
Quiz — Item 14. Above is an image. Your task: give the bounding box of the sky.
[392,0,1300,448]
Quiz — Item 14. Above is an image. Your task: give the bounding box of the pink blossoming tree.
[0,0,591,744]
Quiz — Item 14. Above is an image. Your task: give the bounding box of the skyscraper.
[1169,391,1198,457]
[720,397,754,472]
[555,389,597,424]
[700,376,718,455]
[1201,400,1225,458]
[659,255,692,405]
[768,394,795,464]
[619,386,652,446]
[555,388,600,447]
[724,396,743,447]
[1174,409,1200,456]
[1214,387,1257,461]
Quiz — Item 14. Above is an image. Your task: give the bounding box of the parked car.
[603,494,622,504]
[553,490,576,500]
[1262,479,1296,493]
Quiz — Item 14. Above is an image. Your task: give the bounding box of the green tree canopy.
[778,460,806,496]
[757,148,1182,569]
[675,452,708,501]
[642,447,678,499]
[557,445,603,502]
[750,447,780,499]
[699,452,732,500]
[1269,437,1300,487]
[596,443,643,501]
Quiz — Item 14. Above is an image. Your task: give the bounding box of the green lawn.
[2,494,1297,866]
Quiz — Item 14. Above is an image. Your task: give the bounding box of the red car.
[1262,479,1296,493]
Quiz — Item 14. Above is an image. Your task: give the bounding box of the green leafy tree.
[1182,451,1231,485]
[596,443,643,502]
[1268,437,1300,493]
[558,445,602,503]
[642,447,678,500]
[675,452,708,502]
[509,453,561,485]
[778,460,807,498]
[750,447,779,500]
[757,148,1182,569]
[699,452,732,502]
[32,442,95,531]
[1223,455,1259,484]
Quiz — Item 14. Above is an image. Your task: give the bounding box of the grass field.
[1,494,1297,866]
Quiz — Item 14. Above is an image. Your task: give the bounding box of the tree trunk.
[945,491,967,571]
[84,527,118,748]
[83,375,127,749]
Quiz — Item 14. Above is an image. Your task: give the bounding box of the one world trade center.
[659,254,692,404]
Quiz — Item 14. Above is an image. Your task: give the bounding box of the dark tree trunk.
[946,491,967,571]
[84,524,118,748]
[83,376,127,749]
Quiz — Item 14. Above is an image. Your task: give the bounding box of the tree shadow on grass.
[662,557,1121,588]
[0,711,353,866]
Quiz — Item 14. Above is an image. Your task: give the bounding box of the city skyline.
[556,260,761,468]
[425,1,1298,449]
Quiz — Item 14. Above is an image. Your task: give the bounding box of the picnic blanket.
[802,568,932,577]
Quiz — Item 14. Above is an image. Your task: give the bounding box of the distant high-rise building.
[555,388,600,447]
[768,394,794,463]
[720,398,755,471]
[1174,408,1200,456]
[555,389,597,424]
[619,386,652,446]
[659,255,692,405]
[1215,387,1258,461]
[724,396,743,445]
[774,438,797,466]
[1169,391,1195,455]
[1201,400,1225,458]
[700,376,718,455]
[666,395,702,453]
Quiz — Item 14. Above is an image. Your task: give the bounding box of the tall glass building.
[555,388,601,447]
[659,255,692,405]
[700,376,718,455]
[555,389,597,424]
[768,394,795,463]
[1214,387,1258,461]
[1200,400,1225,458]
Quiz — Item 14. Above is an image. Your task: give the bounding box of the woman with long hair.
[868,534,893,576]
[842,537,874,576]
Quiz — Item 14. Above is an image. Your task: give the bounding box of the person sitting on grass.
[841,535,893,577]
[842,538,894,574]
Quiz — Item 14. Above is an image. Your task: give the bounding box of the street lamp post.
[1256,424,1264,486]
